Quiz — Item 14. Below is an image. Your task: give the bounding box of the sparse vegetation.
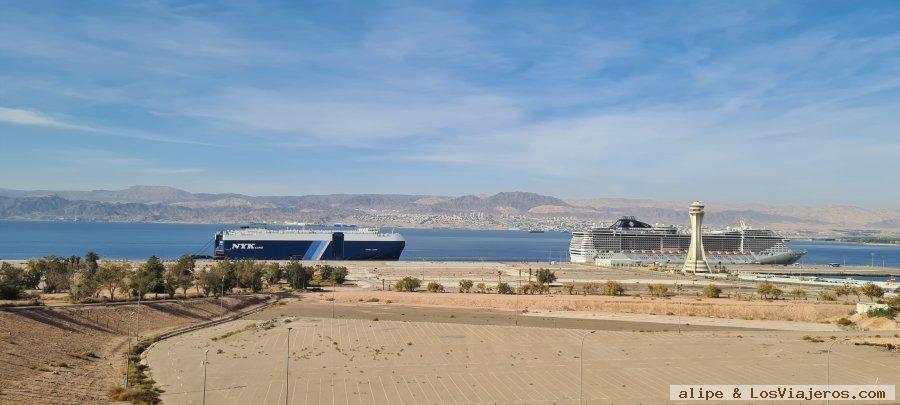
[703,284,721,298]
[836,317,854,327]
[582,282,599,295]
[426,282,444,293]
[789,288,807,300]
[535,268,557,286]
[602,281,623,296]
[647,284,669,297]
[756,282,783,299]
[867,307,896,318]
[458,279,473,293]
[475,282,486,294]
[395,277,422,292]
[818,290,837,301]
[562,282,575,295]
[496,282,514,295]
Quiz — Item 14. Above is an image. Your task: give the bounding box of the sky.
[1,1,899,207]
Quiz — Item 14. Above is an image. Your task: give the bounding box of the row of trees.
[0,253,349,302]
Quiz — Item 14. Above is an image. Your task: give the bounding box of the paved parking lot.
[146,307,900,404]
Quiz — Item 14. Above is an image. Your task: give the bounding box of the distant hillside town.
[1,185,899,238]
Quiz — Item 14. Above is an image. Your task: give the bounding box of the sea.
[1,221,898,271]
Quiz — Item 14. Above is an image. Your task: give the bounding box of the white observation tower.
[682,201,710,274]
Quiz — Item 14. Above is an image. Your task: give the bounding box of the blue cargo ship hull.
[216,238,405,260]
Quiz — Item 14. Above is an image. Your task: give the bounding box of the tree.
[285,261,312,290]
[264,263,283,286]
[426,282,444,292]
[458,279,473,293]
[496,282,514,294]
[69,270,99,302]
[32,256,69,293]
[886,294,900,311]
[22,260,43,290]
[172,255,195,297]
[162,264,179,298]
[95,261,129,301]
[84,252,100,275]
[602,281,624,296]
[703,284,722,298]
[0,262,25,299]
[859,283,884,302]
[757,282,776,299]
[535,268,557,286]
[142,256,166,298]
[833,284,853,300]
[789,288,807,300]
[235,261,265,293]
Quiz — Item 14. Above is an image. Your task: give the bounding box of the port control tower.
[682,201,710,274]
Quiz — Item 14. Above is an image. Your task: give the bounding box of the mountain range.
[1,185,898,234]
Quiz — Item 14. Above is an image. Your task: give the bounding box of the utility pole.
[202,349,209,405]
[286,327,292,405]
[580,330,596,404]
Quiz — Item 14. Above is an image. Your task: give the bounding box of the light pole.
[286,327,292,405]
[825,339,840,405]
[516,269,521,326]
[580,330,596,404]
[202,349,209,405]
[332,277,336,319]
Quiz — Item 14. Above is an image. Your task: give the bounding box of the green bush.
[703,284,722,298]
[0,262,25,299]
[426,282,444,293]
[535,268,557,285]
[458,279,473,293]
[836,317,854,327]
[496,282,514,294]
[867,307,896,318]
[394,277,421,292]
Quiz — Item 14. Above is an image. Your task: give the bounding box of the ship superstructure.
[569,217,804,267]
[215,226,404,260]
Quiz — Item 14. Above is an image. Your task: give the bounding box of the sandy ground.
[0,296,264,404]
[310,289,855,324]
[146,300,900,405]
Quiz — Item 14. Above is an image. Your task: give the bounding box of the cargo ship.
[214,226,405,260]
[569,217,805,266]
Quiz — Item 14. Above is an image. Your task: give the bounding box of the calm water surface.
[1,221,898,269]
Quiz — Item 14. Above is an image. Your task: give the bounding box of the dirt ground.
[307,289,855,324]
[147,299,900,405]
[0,296,265,405]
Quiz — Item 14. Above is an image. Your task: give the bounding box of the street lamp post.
[580,330,595,404]
[826,339,839,405]
[286,327,292,405]
[202,349,209,405]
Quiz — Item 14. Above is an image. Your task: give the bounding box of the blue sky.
[1,1,899,207]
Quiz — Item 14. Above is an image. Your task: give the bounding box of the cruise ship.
[214,226,405,260]
[569,217,805,267]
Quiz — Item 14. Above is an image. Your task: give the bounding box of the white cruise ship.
[569,217,805,267]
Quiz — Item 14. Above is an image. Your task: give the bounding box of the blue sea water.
[0,221,898,269]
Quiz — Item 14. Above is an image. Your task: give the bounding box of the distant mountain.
[0,186,898,233]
